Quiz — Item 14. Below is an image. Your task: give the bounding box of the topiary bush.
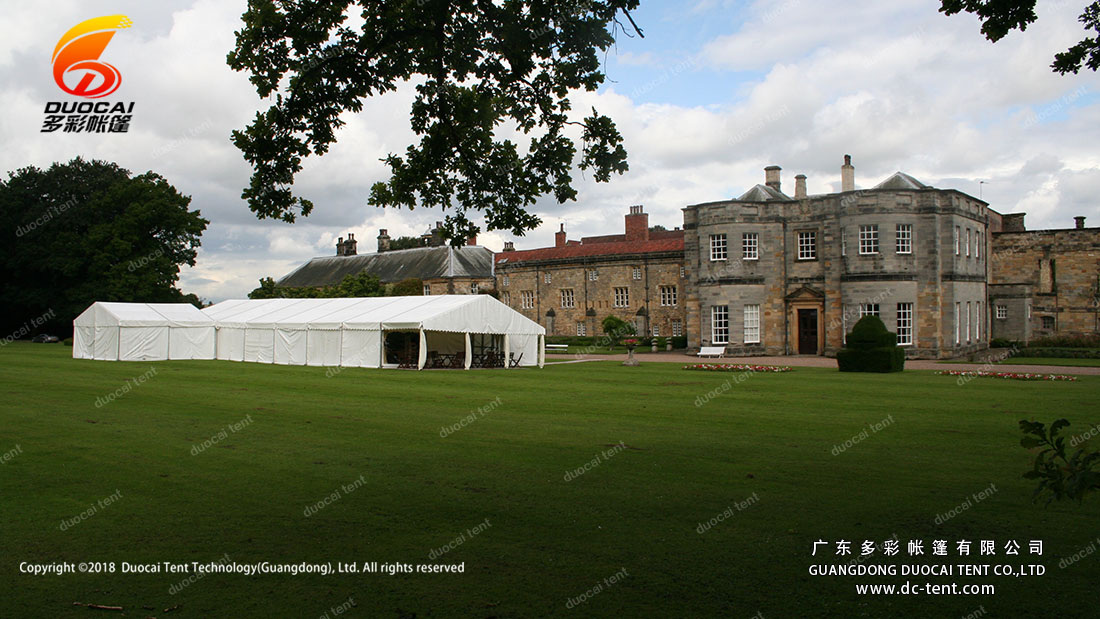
[836,316,905,373]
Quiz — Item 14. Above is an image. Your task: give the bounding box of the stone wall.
[990,228,1100,340]
[495,253,686,338]
[683,187,992,359]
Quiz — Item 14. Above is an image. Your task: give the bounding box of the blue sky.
[1,0,1097,301]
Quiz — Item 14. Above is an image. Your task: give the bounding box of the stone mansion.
[282,156,1097,359]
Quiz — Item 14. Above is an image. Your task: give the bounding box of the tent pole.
[464,332,472,370]
[539,334,545,368]
[417,329,427,370]
[503,334,510,370]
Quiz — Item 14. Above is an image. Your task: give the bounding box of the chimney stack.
[765,166,782,192]
[503,241,515,252]
[467,234,478,246]
[794,174,807,199]
[841,154,855,192]
[344,232,357,255]
[1002,213,1026,232]
[377,229,391,252]
[336,236,345,256]
[1075,216,1086,229]
[624,205,649,242]
[555,224,567,248]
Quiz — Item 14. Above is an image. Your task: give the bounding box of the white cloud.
[1,0,1097,302]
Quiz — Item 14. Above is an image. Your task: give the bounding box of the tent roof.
[202,295,545,334]
[74,302,213,328]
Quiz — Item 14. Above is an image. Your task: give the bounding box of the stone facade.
[494,207,687,338]
[989,215,1100,342]
[683,158,992,359]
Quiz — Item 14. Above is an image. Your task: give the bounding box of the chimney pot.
[377,229,391,252]
[503,241,515,252]
[1074,216,1086,229]
[841,155,855,192]
[764,166,781,192]
[555,224,568,248]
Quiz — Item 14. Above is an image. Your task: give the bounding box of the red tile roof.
[495,231,684,264]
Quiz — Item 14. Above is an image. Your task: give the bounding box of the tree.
[940,1,1100,73]
[248,272,385,299]
[1019,419,1099,504]
[227,0,638,243]
[601,315,634,349]
[390,277,424,296]
[0,158,207,336]
[389,236,426,251]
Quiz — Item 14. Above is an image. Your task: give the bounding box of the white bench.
[545,344,569,352]
[696,346,726,358]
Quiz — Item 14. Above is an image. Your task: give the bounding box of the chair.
[509,352,523,368]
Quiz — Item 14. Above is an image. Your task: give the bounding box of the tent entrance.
[383,331,420,368]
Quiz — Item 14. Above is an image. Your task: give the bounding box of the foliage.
[0,157,208,336]
[390,277,423,296]
[940,0,1100,73]
[388,236,426,251]
[1017,347,1100,359]
[1027,333,1100,348]
[249,272,385,299]
[988,337,1018,348]
[670,335,687,349]
[1019,419,1100,504]
[836,316,905,373]
[601,315,635,349]
[684,364,792,373]
[227,0,638,242]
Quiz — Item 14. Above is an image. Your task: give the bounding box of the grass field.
[2,342,1099,618]
[940,356,1100,367]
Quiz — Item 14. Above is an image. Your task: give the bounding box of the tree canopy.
[941,0,1100,73]
[0,158,207,336]
[227,0,638,244]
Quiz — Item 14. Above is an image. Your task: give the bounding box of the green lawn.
[2,343,1098,618]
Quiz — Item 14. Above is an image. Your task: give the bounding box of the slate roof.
[277,246,494,288]
[736,184,793,201]
[874,172,930,190]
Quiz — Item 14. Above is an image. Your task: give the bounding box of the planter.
[623,346,639,367]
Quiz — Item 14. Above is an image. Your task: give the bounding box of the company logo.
[51,15,132,99]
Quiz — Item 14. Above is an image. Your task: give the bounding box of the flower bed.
[935,370,1077,382]
[683,363,792,373]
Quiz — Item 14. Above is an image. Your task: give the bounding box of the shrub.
[1028,334,1100,349]
[1017,347,1100,359]
[670,336,687,349]
[989,338,1017,349]
[62,338,73,346]
[836,316,905,373]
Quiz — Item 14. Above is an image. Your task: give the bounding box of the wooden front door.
[798,309,818,355]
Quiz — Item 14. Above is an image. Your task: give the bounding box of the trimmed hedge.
[836,316,905,373]
[1015,347,1100,359]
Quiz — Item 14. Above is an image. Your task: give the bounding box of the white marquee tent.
[73,302,216,361]
[202,295,544,369]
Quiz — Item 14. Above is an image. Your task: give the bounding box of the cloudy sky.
[2,0,1097,301]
